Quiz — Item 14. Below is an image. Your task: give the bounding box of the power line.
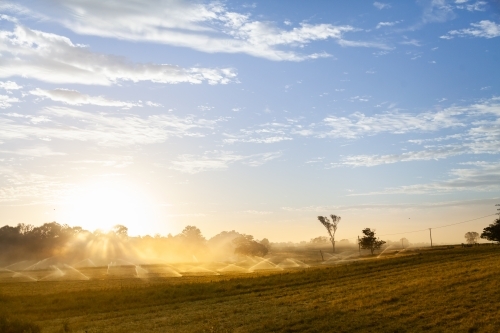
[342,212,497,241]
[432,213,497,230]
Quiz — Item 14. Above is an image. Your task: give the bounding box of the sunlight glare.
[66,181,157,234]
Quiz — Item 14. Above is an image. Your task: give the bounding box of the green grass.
[1,246,499,332]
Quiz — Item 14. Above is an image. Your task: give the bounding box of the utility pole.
[401,238,404,249]
[319,249,324,261]
[429,228,433,247]
[358,235,361,254]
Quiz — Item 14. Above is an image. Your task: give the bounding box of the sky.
[0,0,499,244]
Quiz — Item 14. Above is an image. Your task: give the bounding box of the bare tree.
[464,231,479,245]
[317,215,341,253]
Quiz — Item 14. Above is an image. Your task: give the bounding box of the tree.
[310,236,328,244]
[481,217,500,243]
[180,225,205,244]
[464,231,479,245]
[259,238,271,251]
[359,228,386,255]
[112,225,129,238]
[317,214,341,253]
[233,235,268,256]
[400,237,409,249]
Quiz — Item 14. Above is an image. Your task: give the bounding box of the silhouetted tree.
[233,235,268,256]
[317,214,341,253]
[112,225,129,238]
[0,222,83,262]
[481,217,500,243]
[464,232,479,245]
[180,225,206,244]
[359,228,386,255]
[259,238,271,251]
[310,236,328,244]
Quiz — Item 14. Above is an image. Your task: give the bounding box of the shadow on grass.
[0,314,41,333]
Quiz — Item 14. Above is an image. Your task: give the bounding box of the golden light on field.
[66,181,157,234]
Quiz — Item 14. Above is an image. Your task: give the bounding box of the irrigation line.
[343,213,498,241]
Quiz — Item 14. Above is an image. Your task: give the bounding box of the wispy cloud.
[333,99,500,167]
[0,106,222,146]
[0,145,65,157]
[441,20,500,39]
[30,88,144,108]
[336,146,466,167]
[0,167,70,204]
[282,197,500,211]
[421,0,455,24]
[373,2,391,10]
[170,150,282,174]
[456,1,487,11]
[376,21,400,29]
[337,39,392,50]
[223,122,293,144]
[319,108,464,139]
[0,24,237,85]
[400,39,421,46]
[3,0,390,61]
[354,161,500,195]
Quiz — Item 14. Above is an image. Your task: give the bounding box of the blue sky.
[0,0,499,243]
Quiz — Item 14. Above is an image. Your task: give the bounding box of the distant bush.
[0,315,41,333]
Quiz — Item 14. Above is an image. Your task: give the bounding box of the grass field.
[0,246,499,332]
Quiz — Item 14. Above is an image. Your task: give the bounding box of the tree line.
[0,222,271,265]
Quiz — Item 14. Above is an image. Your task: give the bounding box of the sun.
[65,180,156,234]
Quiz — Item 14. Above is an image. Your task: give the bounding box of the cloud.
[337,39,391,50]
[30,88,143,108]
[223,99,500,161]
[0,95,20,109]
[282,197,500,211]
[456,1,487,11]
[0,24,237,85]
[0,167,69,204]
[319,108,465,139]
[421,0,455,24]
[0,145,65,157]
[441,20,500,39]
[0,81,22,90]
[0,106,222,146]
[376,21,400,29]
[333,99,500,167]
[355,161,500,195]
[4,0,389,61]
[373,2,391,9]
[170,150,282,173]
[243,210,273,215]
[336,146,466,167]
[223,122,293,144]
[400,39,421,46]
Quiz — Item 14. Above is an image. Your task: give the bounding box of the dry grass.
[0,246,499,332]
